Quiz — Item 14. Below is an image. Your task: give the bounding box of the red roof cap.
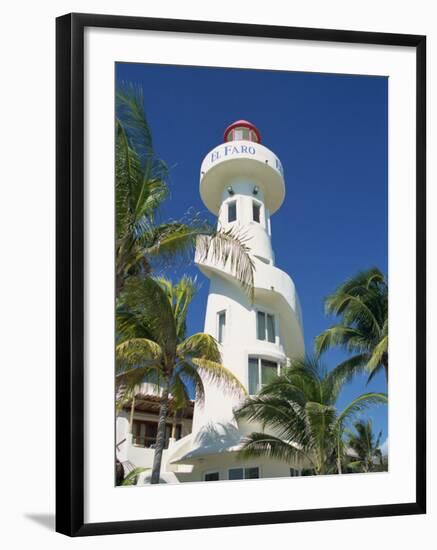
[223,120,261,143]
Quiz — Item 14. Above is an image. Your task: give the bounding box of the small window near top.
[253,201,261,223]
[228,201,237,223]
[234,129,244,140]
[218,311,226,343]
[204,472,220,481]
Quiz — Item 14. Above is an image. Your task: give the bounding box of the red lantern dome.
[223,120,261,143]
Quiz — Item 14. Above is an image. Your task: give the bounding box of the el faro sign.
[208,141,284,177]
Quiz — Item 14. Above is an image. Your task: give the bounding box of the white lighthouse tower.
[169,121,305,481]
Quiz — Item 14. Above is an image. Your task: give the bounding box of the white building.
[116,120,305,483]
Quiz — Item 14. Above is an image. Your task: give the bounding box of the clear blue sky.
[116,62,388,446]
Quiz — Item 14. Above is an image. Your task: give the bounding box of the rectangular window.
[204,472,219,481]
[228,468,244,480]
[248,357,280,394]
[253,201,261,223]
[257,311,266,340]
[132,420,158,448]
[261,359,278,385]
[290,468,301,477]
[218,311,226,343]
[234,129,243,140]
[245,467,260,479]
[229,467,259,480]
[257,311,276,343]
[248,357,259,395]
[228,201,237,222]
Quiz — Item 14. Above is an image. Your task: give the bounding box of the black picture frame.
[56,12,426,537]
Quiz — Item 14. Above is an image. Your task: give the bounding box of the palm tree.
[115,85,254,299]
[116,275,246,484]
[345,419,384,473]
[235,358,387,475]
[315,268,388,383]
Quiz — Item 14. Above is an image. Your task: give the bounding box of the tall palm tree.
[116,275,246,484]
[115,85,254,299]
[235,358,387,475]
[315,268,388,383]
[345,419,384,473]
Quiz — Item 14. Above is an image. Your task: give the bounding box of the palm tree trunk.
[337,435,343,474]
[150,381,170,484]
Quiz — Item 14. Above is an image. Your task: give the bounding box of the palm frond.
[238,432,313,467]
[336,393,388,428]
[196,226,255,301]
[191,357,247,398]
[325,353,370,397]
[177,361,206,406]
[366,335,388,375]
[315,326,369,357]
[169,375,191,411]
[155,276,198,341]
[120,467,147,486]
[116,338,163,369]
[177,333,221,363]
[118,276,177,358]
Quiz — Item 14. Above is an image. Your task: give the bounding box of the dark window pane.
[245,467,259,479]
[267,314,275,342]
[290,468,300,477]
[229,468,244,480]
[257,311,266,340]
[253,201,261,223]
[228,201,237,222]
[218,311,226,343]
[261,360,278,385]
[205,472,219,481]
[248,357,259,395]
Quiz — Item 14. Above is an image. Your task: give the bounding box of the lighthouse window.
[252,201,261,223]
[261,359,278,385]
[228,200,237,223]
[248,356,281,394]
[217,311,226,343]
[257,311,276,343]
[248,357,259,395]
[267,314,275,343]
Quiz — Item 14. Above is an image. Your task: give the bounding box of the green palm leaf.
[236,358,387,475]
[315,268,388,384]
